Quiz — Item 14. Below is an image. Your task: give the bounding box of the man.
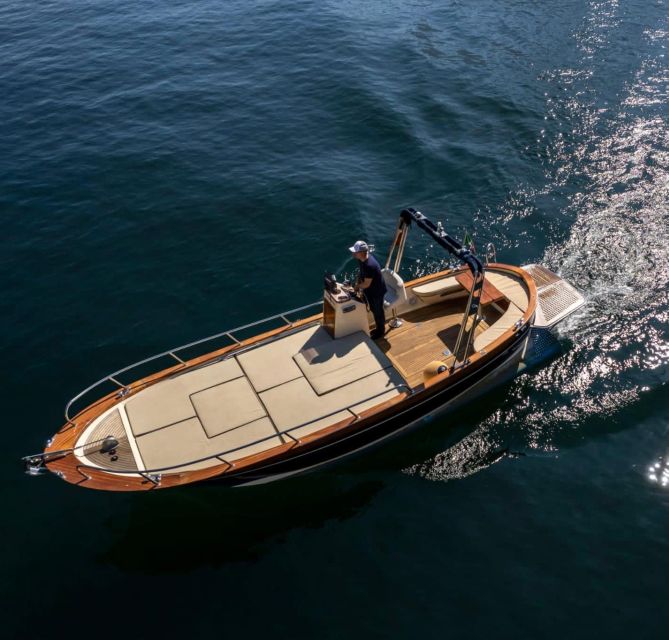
[349,240,387,339]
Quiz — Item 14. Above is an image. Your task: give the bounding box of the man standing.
[349,240,387,339]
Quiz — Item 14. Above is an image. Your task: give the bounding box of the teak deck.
[378,300,502,387]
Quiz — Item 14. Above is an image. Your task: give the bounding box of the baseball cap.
[348,240,369,253]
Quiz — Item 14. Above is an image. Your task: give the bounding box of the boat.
[23,208,585,491]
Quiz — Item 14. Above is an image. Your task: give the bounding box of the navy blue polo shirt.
[359,254,387,299]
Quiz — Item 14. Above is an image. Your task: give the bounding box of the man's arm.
[357,277,373,291]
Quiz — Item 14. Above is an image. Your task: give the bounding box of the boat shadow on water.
[83,350,668,576]
[98,475,385,574]
[97,364,549,575]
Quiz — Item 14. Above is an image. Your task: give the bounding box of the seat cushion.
[125,358,244,436]
[382,269,406,305]
[191,377,267,438]
[236,325,331,392]
[259,368,404,435]
[473,302,525,351]
[485,272,530,311]
[412,276,463,302]
[293,331,392,395]
[135,416,282,469]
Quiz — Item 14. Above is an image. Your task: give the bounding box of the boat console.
[322,274,370,338]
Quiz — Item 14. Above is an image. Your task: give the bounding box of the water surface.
[1,1,667,637]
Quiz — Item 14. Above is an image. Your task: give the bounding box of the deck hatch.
[191,377,267,438]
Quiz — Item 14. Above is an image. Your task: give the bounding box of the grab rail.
[63,300,323,425]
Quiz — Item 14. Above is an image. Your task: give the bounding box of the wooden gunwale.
[45,263,536,491]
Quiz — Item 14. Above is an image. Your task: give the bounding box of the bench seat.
[411,276,464,302]
[473,302,525,352]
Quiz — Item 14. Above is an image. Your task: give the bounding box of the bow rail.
[63,300,323,425]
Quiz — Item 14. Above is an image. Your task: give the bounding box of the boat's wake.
[404,5,669,483]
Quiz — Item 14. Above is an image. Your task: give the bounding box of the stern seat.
[473,302,524,352]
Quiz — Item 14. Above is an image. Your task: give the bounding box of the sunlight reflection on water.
[647,457,669,488]
[405,2,669,483]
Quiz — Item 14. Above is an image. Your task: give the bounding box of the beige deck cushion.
[294,331,393,395]
[260,368,404,435]
[288,410,354,440]
[125,358,244,436]
[191,377,267,438]
[236,324,331,392]
[350,389,401,415]
[135,416,282,469]
[286,386,401,440]
[474,302,525,351]
[412,276,463,302]
[485,271,530,311]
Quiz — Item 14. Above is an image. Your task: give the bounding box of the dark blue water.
[2,1,668,637]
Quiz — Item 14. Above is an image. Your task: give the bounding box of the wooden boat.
[23,208,584,491]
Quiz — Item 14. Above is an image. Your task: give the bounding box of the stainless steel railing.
[63,300,324,425]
